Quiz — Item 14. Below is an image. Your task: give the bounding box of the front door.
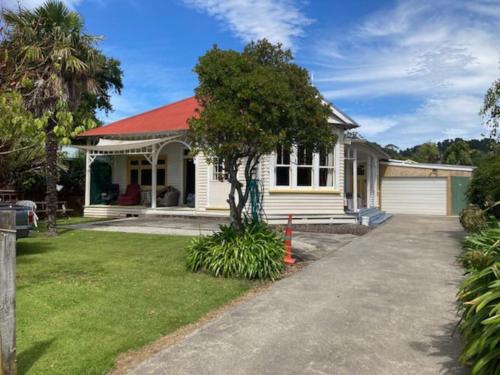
[184,158,195,204]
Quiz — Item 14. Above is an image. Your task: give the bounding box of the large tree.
[443,139,472,165]
[0,1,122,235]
[413,142,440,163]
[189,40,337,228]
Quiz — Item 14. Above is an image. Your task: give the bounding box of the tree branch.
[0,143,38,155]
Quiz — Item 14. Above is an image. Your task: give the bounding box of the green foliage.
[394,138,496,166]
[412,141,440,163]
[468,154,500,218]
[0,0,123,141]
[460,205,488,233]
[443,140,472,165]
[0,91,45,186]
[481,74,500,141]
[186,220,285,280]
[457,226,500,374]
[1,0,122,234]
[189,39,336,227]
[59,152,85,195]
[458,226,500,271]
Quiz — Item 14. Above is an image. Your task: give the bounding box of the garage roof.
[381,159,476,172]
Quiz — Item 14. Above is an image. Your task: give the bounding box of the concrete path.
[128,215,466,375]
[69,216,227,236]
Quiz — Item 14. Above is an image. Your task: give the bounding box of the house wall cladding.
[195,153,209,210]
[196,132,347,217]
[258,138,345,217]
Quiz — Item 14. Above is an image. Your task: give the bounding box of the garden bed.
[273,223,370,236]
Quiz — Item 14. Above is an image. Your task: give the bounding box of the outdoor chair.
[157,186,180,207]
[101,184,120,204]
[117,184,141,206]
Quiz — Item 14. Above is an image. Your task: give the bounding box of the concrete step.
[360,209,391,227]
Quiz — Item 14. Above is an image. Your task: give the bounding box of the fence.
[0,212,16,375]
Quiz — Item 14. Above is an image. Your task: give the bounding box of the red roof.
[80,97,198,137]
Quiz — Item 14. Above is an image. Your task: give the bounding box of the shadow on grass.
[18,338,56,374]
[16,241,55,259]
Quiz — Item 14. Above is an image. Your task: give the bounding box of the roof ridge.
[104,96,196,127]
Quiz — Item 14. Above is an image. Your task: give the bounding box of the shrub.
[458,227,500,271]
[457,226,500,374]
[460,205,488,233]
[467,154,500,219]
[186,220,285,280]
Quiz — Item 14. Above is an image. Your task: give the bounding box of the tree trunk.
[45,120,58,236]
[226,156,259,230]
[227,167,243,230]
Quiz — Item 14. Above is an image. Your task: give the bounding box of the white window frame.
[296,145,314,187]
[274,145,292,187]
[211,157,228,182]
[318,147,335,188]
[270,144,338,190]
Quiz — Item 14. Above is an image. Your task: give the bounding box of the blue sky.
[3,0,500,148]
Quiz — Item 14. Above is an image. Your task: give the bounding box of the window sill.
[269,188,341,194]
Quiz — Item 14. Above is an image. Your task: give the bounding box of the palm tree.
[1,1,121,235]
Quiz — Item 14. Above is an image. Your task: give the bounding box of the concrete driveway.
[128,215,466,375]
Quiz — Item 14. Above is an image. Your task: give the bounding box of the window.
[275,145,291,186]
[212,158,228,182]
[273,144,337,189]
[296,145,313,186]
[319,148,335,187]
[128,156,167,187]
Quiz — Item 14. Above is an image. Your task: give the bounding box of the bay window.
[272,144,336,189]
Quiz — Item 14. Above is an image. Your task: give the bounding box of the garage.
[379,160,475,216]
[381,177,447,215]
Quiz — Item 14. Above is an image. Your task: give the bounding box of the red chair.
[117,184,141,206]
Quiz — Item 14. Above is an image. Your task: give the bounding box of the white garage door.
[381,177,447,215]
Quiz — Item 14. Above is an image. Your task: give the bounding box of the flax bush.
[457,226,500,374]
[186,220,285,281]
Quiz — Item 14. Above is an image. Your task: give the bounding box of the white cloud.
[354,95,489,148]
[182,0,312,49]
[311,0,500,145]
[0,0,82,10]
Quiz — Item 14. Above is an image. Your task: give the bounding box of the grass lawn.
[17,229,251,374]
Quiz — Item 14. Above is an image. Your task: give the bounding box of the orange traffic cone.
[284,214,295,264]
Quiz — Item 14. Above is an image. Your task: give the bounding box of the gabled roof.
[328,103,359,129]
[79,97,198,137]
[79,96,358,137]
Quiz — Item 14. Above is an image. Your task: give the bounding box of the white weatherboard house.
[77,97,474,225]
